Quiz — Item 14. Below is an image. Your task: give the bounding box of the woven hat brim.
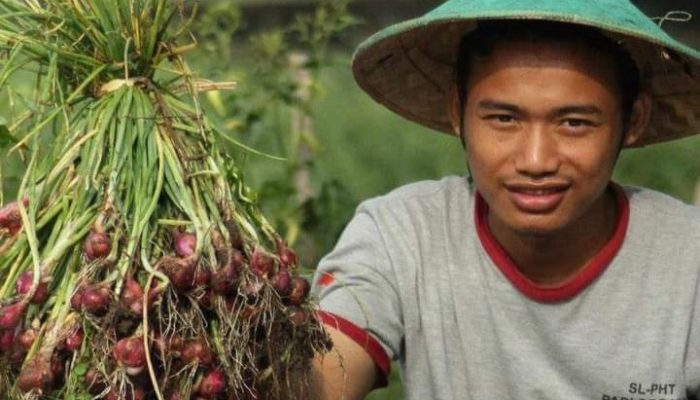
[352,15,700,147]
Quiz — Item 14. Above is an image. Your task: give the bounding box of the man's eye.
[487,115,516,124]
[562,119,591,128]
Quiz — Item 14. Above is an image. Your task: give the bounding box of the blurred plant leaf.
[0,117,17,150]
[251,30,286,61]
[301,179,355,254]
[206,90,227,117]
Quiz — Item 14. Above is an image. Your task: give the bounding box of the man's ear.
[623,92,652,147]
[446,85,462,137]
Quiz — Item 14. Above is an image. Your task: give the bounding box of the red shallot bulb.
[250,248,275,279]
[120,276,144,317]
[80,285,112,316]
[15,328,37,352]
[271,269,291,296]
[287,277,310,306]
[194,267,211,287]
[64,328,83,352]
[168,393,184,400]
[0,301,27,329]
[173,231,197,258]
[113,336,146,375]
[180,339,214,366]
[161,256,196,291]
[70,287,84,311]
[84,230,111,261]
[0,199,27,236]
[16,271,49,304]
[17,358,55,393]
[211,263,238,294]
[276,240,297,269]
[196,369,226,399]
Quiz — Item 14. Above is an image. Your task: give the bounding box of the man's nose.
[513,126,561,177]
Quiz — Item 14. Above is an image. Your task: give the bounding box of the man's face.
[459,39,636,236]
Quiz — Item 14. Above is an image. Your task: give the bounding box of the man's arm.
[307,207,401,399]
[310,326,380,400]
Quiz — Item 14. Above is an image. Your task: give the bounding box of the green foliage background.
[1,1,699,399]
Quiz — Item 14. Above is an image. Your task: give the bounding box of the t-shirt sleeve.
[311,205,404,386]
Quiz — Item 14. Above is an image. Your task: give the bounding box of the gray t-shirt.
[312,176,700,400]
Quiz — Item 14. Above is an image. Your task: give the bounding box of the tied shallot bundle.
[0,1,330,399]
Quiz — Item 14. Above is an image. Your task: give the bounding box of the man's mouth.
[511,187,564,195]
[504,182,570,213]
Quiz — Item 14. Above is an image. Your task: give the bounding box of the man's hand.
[310,325,380,400]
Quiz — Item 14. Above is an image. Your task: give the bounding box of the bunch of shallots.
[0,1,330,399]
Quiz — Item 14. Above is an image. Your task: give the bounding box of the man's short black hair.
[455,20,642,149]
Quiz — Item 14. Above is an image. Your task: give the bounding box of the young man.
[311,1,700,399]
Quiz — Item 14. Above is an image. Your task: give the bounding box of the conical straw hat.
[352,0,700,147]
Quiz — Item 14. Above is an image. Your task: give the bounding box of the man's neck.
[487,189,618,286]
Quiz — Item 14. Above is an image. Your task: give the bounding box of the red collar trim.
[474,184,629,303]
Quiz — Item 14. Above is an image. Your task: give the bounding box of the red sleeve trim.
[474,183,629,303]
[316,310,391,388]
[317,272,336,287]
